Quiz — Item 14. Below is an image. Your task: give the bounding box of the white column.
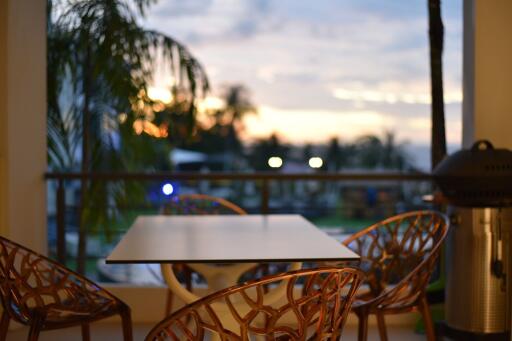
[463,0,512,149]
[0,0,47,253]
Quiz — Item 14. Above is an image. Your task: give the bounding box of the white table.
[106,214,359,264]
[107,214,359,325]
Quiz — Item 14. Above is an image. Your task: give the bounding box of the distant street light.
[162,183,174,196]
[268,156,283,168]
[308,157,323,169]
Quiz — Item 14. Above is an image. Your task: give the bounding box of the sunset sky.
[143,0,463,155]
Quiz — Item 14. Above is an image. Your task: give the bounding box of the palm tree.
[303,144,313,164]
[47,0,209,273]
[173,84,256,164]
[428,0,446,169]
[221,85,257,126]
[212,85,256,157]
[355,132,409,170]
[355,135,383,169]
[325,137,354,171]
[249,134,288,171]
[382,131,408,170]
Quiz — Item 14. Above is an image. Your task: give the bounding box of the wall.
[0,0,8,238]
[0,0,47,252]
[463,0,512,149]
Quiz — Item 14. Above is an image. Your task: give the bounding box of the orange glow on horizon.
[147,87,173,104]
[133,119,168,138]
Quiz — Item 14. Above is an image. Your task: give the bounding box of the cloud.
[332,87,462,105]
[148,0,213,17]
[145,0,281,43]
[143,0,463,146]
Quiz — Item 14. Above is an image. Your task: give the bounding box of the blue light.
[162,183,174,196]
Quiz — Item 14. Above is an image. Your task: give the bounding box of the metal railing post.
[56,180,66,264]
[261,179,269,214]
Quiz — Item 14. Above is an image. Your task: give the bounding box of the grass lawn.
[65,259,100,279]
[310,215,377,232]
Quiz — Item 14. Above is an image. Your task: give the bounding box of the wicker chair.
[160,194,301,316]
[343,211,449,341]
[146,267,364,341]
[0,236,132,341]
[161,194,247,216]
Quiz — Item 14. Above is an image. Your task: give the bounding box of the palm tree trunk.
[77,45,91,274]
[428,0,447,169]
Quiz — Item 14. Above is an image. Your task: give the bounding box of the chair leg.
[184,267,193,291]
[376,312,388,341]
[356,311,369,341]
[165,289,174,316]
[120,307,133,341]
[0,310,10,341]
[81,324,90,341]
[419,295,436,341]
[27,314,44,341]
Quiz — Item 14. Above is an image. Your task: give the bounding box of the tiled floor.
[7,323,427,340]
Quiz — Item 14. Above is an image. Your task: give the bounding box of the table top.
[106,214,359,264]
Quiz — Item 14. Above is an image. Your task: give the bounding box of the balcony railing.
[45,171,434,282]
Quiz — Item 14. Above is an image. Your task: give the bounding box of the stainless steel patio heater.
[434,140,512,340]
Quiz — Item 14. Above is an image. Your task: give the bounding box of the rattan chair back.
[146,267,363,341]
[0,236,132,340]
[161,194,247,215]
[343,210,449,310]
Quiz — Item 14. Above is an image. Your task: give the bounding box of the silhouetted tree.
[249,134,288,171]
[176,84,256,164]
[303,144,313,163]
[382,132,407,169]
[325,137,354,171]
[356,135,383,169]
[47,0,208,273]
[354,132,409,170]
[220,85,257,126]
